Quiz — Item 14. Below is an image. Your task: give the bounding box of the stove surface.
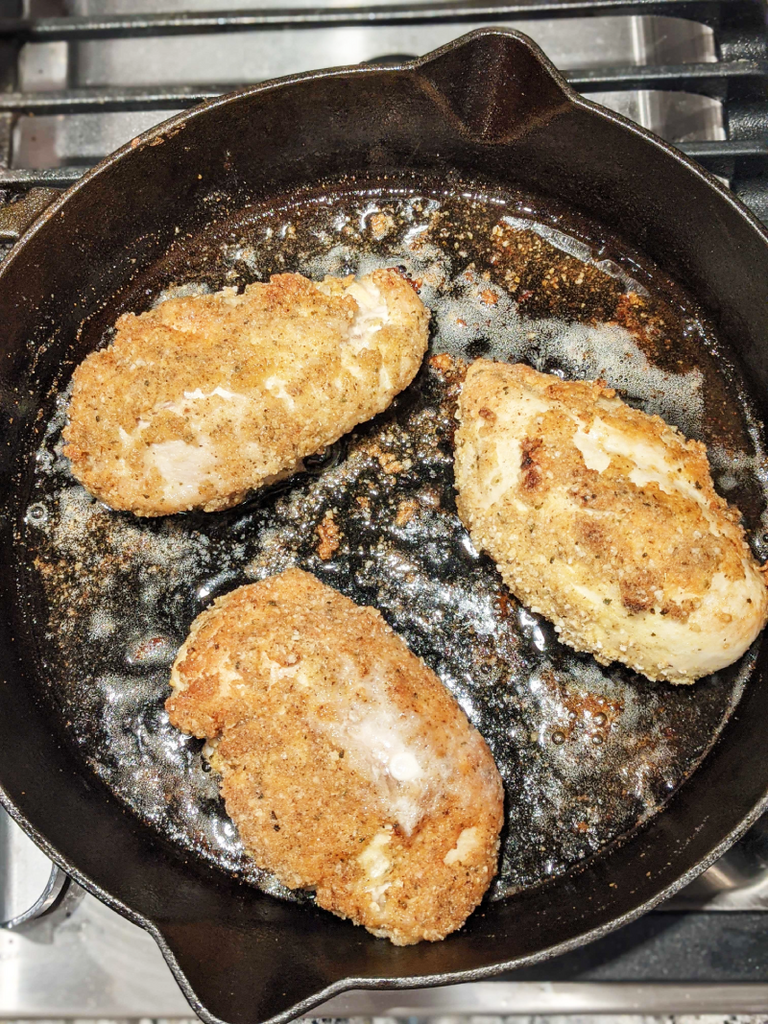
[3,806,768,1018]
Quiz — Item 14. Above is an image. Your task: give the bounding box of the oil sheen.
[18,180,768,902]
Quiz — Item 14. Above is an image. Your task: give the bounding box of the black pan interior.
[16,176,768,900]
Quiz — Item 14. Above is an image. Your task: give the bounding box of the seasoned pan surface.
[16,177,768,908]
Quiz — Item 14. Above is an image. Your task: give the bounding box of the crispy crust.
[166,568,504,945]
[63,269,429,516]
[454,360,768,683]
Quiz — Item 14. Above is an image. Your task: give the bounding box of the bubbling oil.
[18,181,767,902]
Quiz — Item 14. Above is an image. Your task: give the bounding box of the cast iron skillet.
[2,28,768,1024]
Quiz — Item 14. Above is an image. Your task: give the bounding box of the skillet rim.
[2,26,768,1024]
[3,778,768,1024]
[4,27,768,266]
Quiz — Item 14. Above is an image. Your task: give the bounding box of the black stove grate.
[0,0,765,236]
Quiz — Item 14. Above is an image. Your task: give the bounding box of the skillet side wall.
[1,31,768,1024]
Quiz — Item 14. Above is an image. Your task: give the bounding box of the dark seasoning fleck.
[16,180,768,903]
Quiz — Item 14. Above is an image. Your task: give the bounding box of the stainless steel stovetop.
[2,0,768,1017]
[4,805,768,1018]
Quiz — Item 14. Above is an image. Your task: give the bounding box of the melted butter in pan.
[18,182,767,900]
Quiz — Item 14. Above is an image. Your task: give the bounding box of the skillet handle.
[0,808,70,929]
[0,187,61,243]
[0,864,70,929]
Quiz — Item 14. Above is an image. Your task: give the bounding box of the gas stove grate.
[0,0,765,224]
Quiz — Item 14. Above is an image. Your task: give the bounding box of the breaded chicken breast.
[167,568,503,945]
[64,270,429,517]
[454,361,768,683]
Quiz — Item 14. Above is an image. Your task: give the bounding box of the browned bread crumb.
[454,360,768,683]
[64,269,429,516]
[167,568,503,945]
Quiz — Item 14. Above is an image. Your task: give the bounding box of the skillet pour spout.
[2,27,768,1024]
[414,29,571,142]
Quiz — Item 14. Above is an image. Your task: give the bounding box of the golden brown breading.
[454,360,768,683]
[166,568,503,945]
[64,270,429,517]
